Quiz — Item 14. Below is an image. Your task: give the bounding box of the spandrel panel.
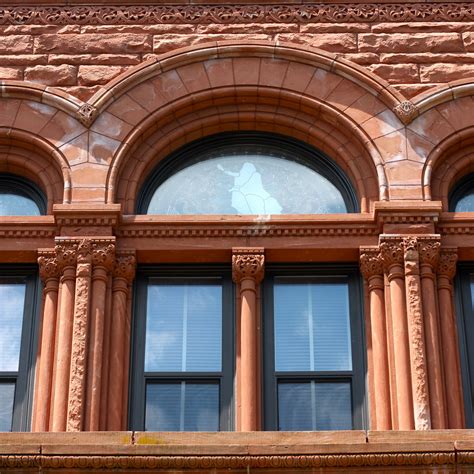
[0,283,26,372]
[0,194,40,216]
[145,382,219,431]
[145,283,222,372]
[278,382,352,431]
[274,282,352,372]
[147,155,347,215]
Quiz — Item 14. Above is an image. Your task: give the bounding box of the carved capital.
[438,248,458,280]
[394,100,418,124]
[113,254,136,282]
[92,242,115,270]
[76,103,98,127]
[38,251,60,281]
[232,248,265,284]
[418,239,441,269]
[380,239,404,270]
[360,247,383,280]
[55,242,78,269]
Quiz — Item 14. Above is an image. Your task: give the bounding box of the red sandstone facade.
[2,0,474,471]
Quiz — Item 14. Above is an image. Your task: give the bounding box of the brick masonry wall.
[2,19,474,100]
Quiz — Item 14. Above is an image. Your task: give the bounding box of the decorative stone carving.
[360,247,383,280]
[418,239,441,269]
[113,254,136,282]
[38,252,60,282]
[55,242,78,270]
[438,249,458,280]
[403,237,431,430]
[0,4,472,25]
[394,100,418,124]
[92,242,115,270]
[76,103,98,127]
[380,239,404,270]
[232,248,265,284]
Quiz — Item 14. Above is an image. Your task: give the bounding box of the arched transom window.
[139,133,358,215]
[0,175,45,216]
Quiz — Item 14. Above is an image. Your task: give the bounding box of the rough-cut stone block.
[196,23,298,34]
[300,23,370,33]
[48,54,141,65]
[368,64,419,83]
[394,83,439,99]
[34,34,152,54]
[463,32,474,51]
[0,35,32,54]
[63,85,102,102]
[380,53,474,64]
[0,54,47,66]
[343,53,380,65]
[24,65,77,86]
[0,67,23,80]
[420,63,474,82]
[359,33,463,53]
[78,65,126,86]
[275,33,357,52]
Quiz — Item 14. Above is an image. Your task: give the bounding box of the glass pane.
[0,194,40,216]
[274,282,352,372]
[145,382,219,431]
[278,382,352,431]
[0,383,15,431]
[455,191,474,212]
[147,155,347,215]
[145,283,222,372]
[0,283,26,371]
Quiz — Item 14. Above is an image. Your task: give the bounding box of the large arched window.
[0,174,46,216]
[138,133,358,215]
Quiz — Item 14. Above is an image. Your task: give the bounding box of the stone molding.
[232,247,265,285]
[0,4,472,25]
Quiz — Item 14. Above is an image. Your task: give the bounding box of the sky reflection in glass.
[0,283,26,372]
[147,155,347,215]
[0,194,41,216]
[274,282,352,372]
[455,192,474,212]
[0,384,15,431]
[145,283,222,372]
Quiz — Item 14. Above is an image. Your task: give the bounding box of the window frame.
[129,265,235,431]
[0,174,47,216]
[136,131,359,215]
[262,264,367,431]
[0,265,41,431]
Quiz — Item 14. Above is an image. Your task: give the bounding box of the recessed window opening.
[0,174,46,216]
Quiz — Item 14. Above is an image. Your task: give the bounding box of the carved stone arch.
[0,128,72,211]
[108,87,385,214]
[97,41,398,212]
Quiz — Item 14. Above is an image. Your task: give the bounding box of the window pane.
[145,283,222,372]
[278,382,352,431]
[145,382,219,431]
[0,194,40,216]
[0,383,15,431]
[274,282,352,372]
[148,155,347,215]
[0,283,26,371]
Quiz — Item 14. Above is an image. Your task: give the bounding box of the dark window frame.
[0,174,47,215]
[262,264,367,431]
[136,131,359,214]
[0,265,41,431]
[129,265,235,431]
[455,264,474,427]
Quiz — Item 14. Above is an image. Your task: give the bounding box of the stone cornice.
[0,3,472,25]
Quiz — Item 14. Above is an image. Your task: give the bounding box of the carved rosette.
[438,249,458,280]
[394,100,418,125]
[419,239,441,270]
[232,248,265,285]
[113,254,137,283]
[76,103,98,127]
[380,240,404,272]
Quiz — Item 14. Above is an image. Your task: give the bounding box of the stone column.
[34,251,60,432]
[360,247,391,430]
[232,247,264,432]
[51,242,77,432]
[438,248,464,428]
[85,242,115,431]
[403,237,431,430]
[107,253,136,431]
[67,240,93,432]
[380,239,414,430]
[419,239,447,429]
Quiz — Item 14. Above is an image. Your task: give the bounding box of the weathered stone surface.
[34,34,153,54]
[78,66,126,86]
[420,63,474,82]
[0,35,33,54]
[48,54,141,65]
[24,65,77,86]
[359,33,463,53]
[0,67,23,80]
[368,64,419,83]
[276,33,357,52]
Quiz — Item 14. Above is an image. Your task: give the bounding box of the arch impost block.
[232,247,265,285]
